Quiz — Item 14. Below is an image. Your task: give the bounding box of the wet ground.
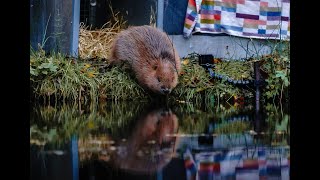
[30,100,289,180]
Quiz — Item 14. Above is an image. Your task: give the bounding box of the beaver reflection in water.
[109,107,179,173]
[110,25,181,95]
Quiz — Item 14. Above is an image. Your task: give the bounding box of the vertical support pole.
[157,0,164,30]
[254,62,261,112]
[71,0,80,57]
[254,62,262,133]
[71,135,79,180]
[157,168,163,180]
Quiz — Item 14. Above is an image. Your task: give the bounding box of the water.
[30,101,289,180]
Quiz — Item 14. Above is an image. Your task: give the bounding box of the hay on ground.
[78,11,127,60]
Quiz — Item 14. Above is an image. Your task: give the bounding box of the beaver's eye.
[157,77,161,82]
[153,65,158,70]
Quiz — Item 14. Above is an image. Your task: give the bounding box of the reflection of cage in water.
[80,0,96,26]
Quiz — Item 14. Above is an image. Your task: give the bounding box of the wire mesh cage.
[80,0,96,27]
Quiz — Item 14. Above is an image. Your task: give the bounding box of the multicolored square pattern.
[183,147,290,179]
[183,0,290,40]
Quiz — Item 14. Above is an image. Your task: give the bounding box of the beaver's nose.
[161,87,171,94]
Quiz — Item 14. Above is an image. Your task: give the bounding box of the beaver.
[110,25,181,95]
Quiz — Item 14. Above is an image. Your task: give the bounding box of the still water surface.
[30,101,289,180]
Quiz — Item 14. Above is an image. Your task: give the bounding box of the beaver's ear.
[152,65,158,70]
[153,60,161,70]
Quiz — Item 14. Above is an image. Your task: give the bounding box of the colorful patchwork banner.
[183,0,290,40]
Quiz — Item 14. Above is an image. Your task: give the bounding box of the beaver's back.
[110,26,175,68]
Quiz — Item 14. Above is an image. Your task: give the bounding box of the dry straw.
[78,9,127,60]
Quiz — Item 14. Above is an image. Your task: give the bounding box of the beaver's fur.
[110,25,181,95]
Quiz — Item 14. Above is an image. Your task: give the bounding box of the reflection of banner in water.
[213,134,254,149]
[183,146,289,180]
[176,134,254,150]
